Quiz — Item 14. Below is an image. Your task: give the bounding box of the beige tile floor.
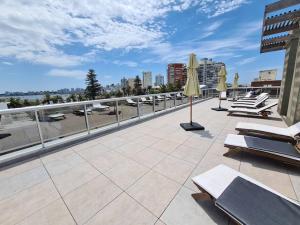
[0,98,299,225]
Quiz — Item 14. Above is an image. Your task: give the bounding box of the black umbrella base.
[180,122,205,131]
[211,107,228,111]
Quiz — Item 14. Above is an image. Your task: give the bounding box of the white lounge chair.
[235,93,268,103]
[126,99,138,106]
[92,102,110,111]
[192,165,300,225]
[228,101,278,118]
[48,113,66,121]
[156,95,164,101]
[219,91,227,100]
[165,93,172,99]
[140,97,151,104]
[224,134,300,166]
[231,95,269,108]
[235,122,300,143]
[176,93,182,99]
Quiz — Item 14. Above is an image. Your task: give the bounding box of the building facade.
[167,63,187,86]
[197,58,224,88]
[127,78,135,89]
[260,0,300,125]
[259,69,277,81]
[155,74,164,86]
[142,71,152,88]
[120,77,128,89]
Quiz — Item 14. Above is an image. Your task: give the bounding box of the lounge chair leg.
[191,192,211,201]
[223,149,236,157]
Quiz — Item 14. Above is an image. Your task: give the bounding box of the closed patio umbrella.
[212,66,228,111]
[232,72,239,100]
[180,53,204,131]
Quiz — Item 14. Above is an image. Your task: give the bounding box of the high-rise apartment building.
[120,77,128,88]
[155,74,164,86]
[142,71,152,88]
[197,58,225,88]
[167,63,187,86]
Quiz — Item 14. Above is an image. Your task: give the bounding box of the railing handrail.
[0,86,280,115]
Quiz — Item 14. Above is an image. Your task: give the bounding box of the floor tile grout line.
[39,156,79,225]
[73,147,162,222]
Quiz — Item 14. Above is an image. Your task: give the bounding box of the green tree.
[175,80,182,91]
[133,75,143,95]
[85,69,101,100]
[160,84,167,93]
[166,83,175,92]
[42,92,51,104]
[9,98,22,108]
[115,90,123,97]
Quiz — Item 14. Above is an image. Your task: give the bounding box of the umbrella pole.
[190,96,192,125]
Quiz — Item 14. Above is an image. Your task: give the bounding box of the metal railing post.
[35,110,45,148]
[116,100,120,126]
[153,96,155,113]
[174,93,177,108]
[84,104,90,134]
[137,98,141,119]
[164,94,167,109]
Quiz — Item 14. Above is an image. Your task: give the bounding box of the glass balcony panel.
[0,111,41,153]
[86,101,117,129]
[166,94,175,108]
[118,99,138,121]
[175,93,183,106]
[39,106,87,142]
[140,97,153,116]
[154,96,165,112]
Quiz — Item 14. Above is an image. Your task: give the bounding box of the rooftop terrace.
[0,98,299,225]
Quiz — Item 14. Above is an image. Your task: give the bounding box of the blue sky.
[0,0,284,93]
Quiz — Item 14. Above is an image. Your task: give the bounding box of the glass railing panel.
[154,96,165,112]
[166,94,175,108]
[86,101,117,129]
[118,99,138,121]
[0,111,41,154]
[175,93,183,106]
[182,94,189,104]
[139,97,154,116]
[38,106,87,142]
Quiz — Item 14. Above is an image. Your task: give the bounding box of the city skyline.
[0,0,284,93]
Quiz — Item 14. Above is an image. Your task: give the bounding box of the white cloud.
[0,0,248,67]
[47,69,87,79]
[113,60,138,67]
[1,61,13,66]
[146,20,261,63]
[237,56,257,65]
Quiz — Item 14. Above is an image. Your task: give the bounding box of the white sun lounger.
[224,134,300,166]
[156,95,164,101]
[126,99,138,106]
[231,95,269,108]
[235,93,268,103]
[48,113,66,120]
[235,122,300,143]
[228,101,278,118]
[140,97,151,104]
[92,102,110,111]
[192,165,300,225]
[239,91,265,101]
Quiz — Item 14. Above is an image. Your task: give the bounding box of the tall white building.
[259,69,277,81]
[142,71,152,88]
[197,58,225,88]
[155,74,164,86]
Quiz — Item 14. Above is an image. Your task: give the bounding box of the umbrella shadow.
[0,133,11,139]
[191,130,214,139]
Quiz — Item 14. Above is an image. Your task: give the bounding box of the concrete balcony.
[0,97,298,225]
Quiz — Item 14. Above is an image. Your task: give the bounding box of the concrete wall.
[277,36,298,116]
[278,29,300,125]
